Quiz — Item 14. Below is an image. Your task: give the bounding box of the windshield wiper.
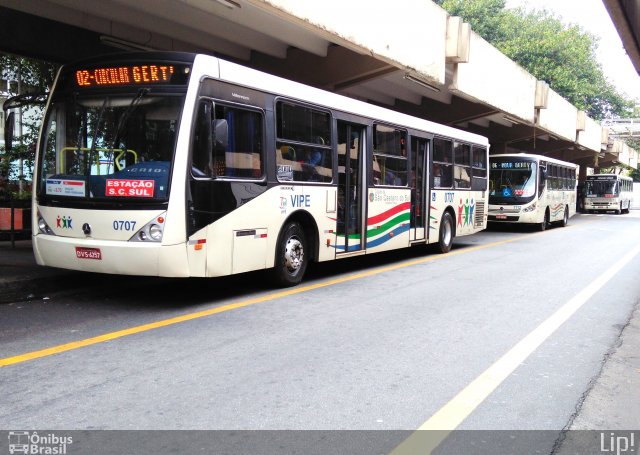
[111,88,149,154]
[86,97,108,187]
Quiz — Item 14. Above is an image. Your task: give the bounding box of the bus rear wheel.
[273,221,308,287]
[437,212,454,253]
[559,205,569,227]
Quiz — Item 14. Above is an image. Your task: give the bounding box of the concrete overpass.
[0,0,637,173]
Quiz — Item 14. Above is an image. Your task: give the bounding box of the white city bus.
[584,173,633,214]
[488,153,577,230]
[26,52,489,286]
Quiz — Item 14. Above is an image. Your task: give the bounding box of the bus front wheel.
[273,221,308,287]
[437,212,454,254]
[538,210,550,231]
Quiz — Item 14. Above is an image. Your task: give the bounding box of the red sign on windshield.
[106,179,155,198]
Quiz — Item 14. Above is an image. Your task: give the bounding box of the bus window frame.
[432,136,453,189]
[372,122,408,187]
[274,97,334,185]
[190,96,267,182]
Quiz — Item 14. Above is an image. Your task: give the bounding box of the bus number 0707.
[113,220,137,231]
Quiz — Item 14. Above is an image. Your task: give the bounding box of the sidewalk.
[0,238,78,304]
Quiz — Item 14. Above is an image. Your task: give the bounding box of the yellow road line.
[391,237,640,455]
[0,226,571,368]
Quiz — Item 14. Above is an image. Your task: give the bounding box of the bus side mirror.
[4,112,14,152]
[213,119,228,150]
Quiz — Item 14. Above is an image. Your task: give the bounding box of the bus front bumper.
[33,234,190,277]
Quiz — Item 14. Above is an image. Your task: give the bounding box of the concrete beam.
[249,45,396,91]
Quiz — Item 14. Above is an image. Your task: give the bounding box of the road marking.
[0,221,592,368]
[391,240,640,455]
[0,234,536,368]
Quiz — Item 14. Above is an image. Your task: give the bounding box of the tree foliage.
[1,54,59,197]
[434,0,634,120]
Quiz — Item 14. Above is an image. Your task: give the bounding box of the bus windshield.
[585,179,618,197]
[489,158,537,203]
[37,91,185,203]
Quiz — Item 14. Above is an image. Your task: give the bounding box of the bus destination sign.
[75,64,188,88]
[491,161,533,169]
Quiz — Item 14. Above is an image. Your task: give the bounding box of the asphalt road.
[1,212,639,454]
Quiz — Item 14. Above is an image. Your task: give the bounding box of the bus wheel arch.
[272,211,318,287]
[437,208,456,254]
[538,207,550,231]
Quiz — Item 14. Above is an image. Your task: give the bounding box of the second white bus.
[488,153,577,230]
[584,174,633,214]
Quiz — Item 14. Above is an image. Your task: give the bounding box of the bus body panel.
[365,188,412,253]
[34,235,189,277]
[195,184,337,278]
[36,206,166,241]
[428,189,487,237]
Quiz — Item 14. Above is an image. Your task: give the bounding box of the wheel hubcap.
[443,221,452,245]
[284,237,303,273]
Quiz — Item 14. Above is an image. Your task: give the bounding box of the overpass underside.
[0,0,637,171]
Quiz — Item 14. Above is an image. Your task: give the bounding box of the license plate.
[75,247,102,260]
[496,214,507,219]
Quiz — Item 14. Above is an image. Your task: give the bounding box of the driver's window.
[190,99,264,179]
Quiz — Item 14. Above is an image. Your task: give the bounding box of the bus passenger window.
[433,138,453,188]
[275,101,332,183]
[373,124,407,186]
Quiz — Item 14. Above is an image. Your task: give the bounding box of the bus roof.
[586,173,632,180]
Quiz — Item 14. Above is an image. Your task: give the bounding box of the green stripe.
[335,212,411,240]
[367,212,411,238]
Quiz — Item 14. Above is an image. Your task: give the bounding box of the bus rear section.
[488,154,577,231]
[584,174,633,214]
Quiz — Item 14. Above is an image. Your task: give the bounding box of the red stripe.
[64,181,84,186]
[368,202,411,225]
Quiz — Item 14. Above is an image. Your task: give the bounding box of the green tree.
[1,54,58,198]
[435,0,635,120]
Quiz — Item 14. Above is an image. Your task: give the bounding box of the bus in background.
[488,153,577,231]
[584,174,633,214]
[22,52,489,287]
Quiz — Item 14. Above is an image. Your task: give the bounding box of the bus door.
[336,120,365,254]
[410,137,428,241]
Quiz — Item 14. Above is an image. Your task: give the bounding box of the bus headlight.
[523,203,537,213]
[37,212,55,235]
[149,224,163,241]
[130,212,166,242]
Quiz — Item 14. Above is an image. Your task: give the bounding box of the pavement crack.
[550,299,640,455]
